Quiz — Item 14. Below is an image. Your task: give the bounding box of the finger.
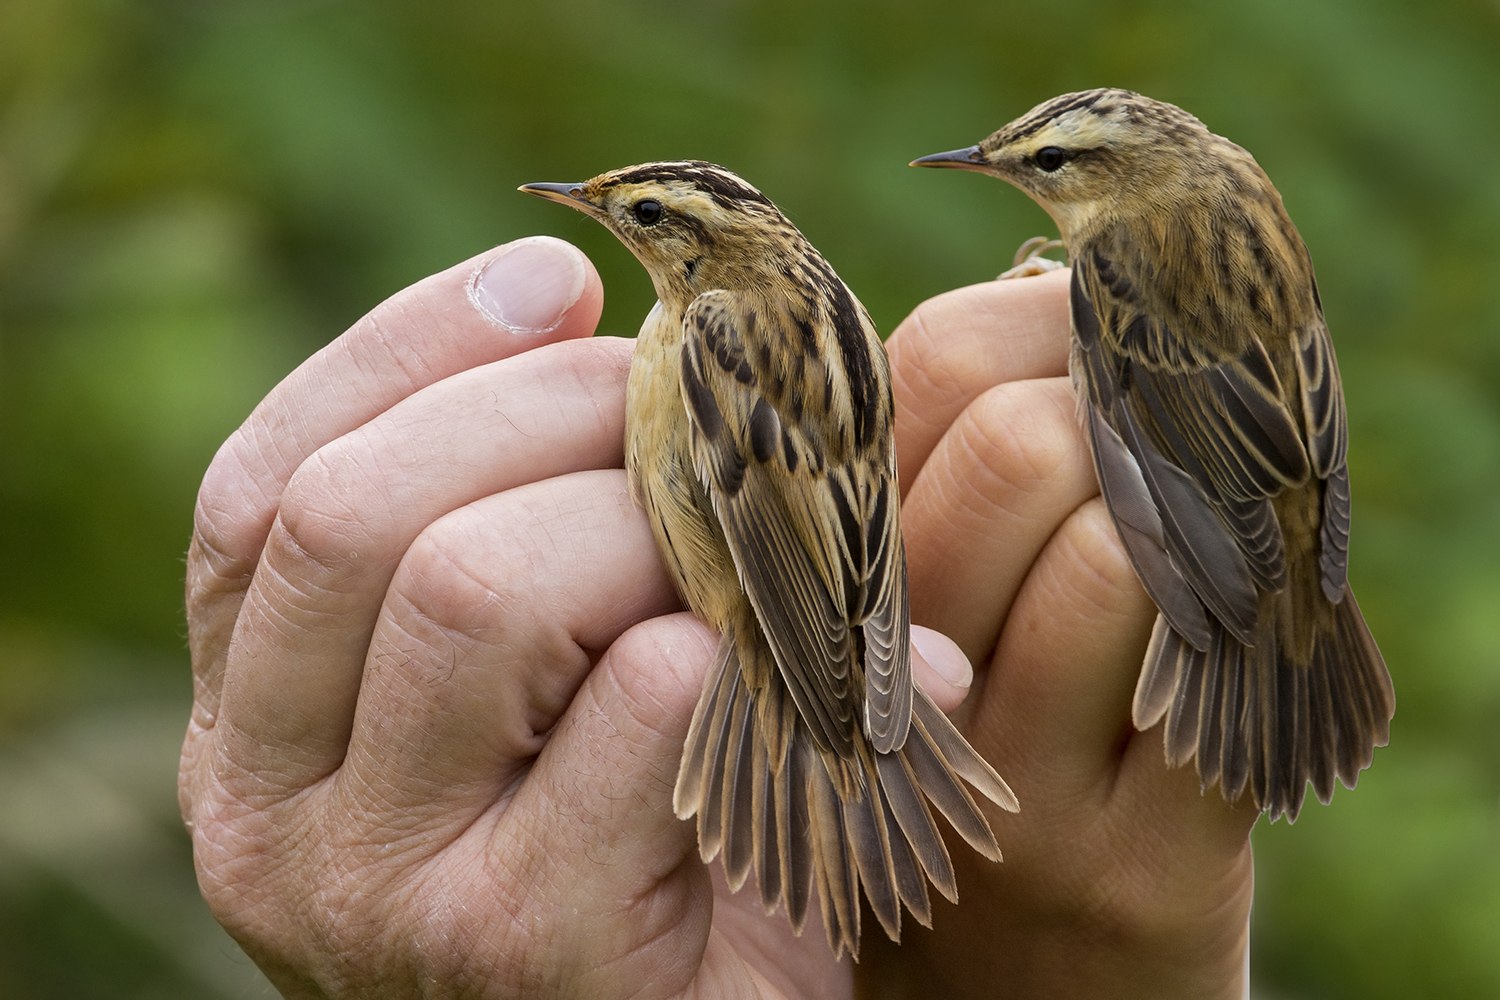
[1117,727,1261,860]
[985,498,1255,848]
[211,337,632,792]
[342,476,975,824]
[889,269,1071,493]
[329,470,681,835]
[901,376,1098,667]
[500,612,723,998]
[527,610,717,884]
[911,625,975,714]
[187,237,604,729]
[974,497,1153,786]
[994,499,1255,881]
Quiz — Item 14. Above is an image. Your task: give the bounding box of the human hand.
[178,236,976,999]
[858,269,1256,1000]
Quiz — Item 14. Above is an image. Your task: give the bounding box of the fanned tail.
[1133,586,1393,822]
[674,634,1017,959]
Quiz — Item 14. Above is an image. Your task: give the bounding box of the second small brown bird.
[914,89,1395,822]
[521,162,1016,957]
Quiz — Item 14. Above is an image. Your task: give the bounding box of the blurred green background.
[2,0,1497,996]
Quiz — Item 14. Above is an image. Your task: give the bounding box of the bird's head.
[521,161,795,301]
[912,88,1212,238]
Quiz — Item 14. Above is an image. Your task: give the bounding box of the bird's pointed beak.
[518,181,598,214]
[909,145,988,171]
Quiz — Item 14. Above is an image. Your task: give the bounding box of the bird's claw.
[998,236,1066,279]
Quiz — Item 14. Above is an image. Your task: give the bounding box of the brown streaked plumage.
[520,162,1016,956]
[914,89,1394,822]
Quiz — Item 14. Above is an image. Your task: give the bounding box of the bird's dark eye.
[1034,146,1069,172]
[632,199,663,225]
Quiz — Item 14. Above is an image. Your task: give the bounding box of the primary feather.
[521,161,1016,956]
[915,89,1394,821]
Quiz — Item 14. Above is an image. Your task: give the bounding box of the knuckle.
[187,772,301,930]
[955,380,1082,500]
[302,862,398,976]
[387,512,543,653]
[272,444,387,578]
[1092,834,1250,950]
[187,761,396,981]
[1056,499,1148,618]
[189,439,278,604]
[890,302,971,412]
[423,865,538,988]
[597,618,707,736]
[562,331,634,386]
[552,337,634,448]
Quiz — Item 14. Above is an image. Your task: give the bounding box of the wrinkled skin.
[179,236,1254,1000]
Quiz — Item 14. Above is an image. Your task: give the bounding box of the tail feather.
[1193,628,1226,775]
[903,697,1007,863]
[871,773,934,927]
[720,692,756,891]
[749,715,782,908]
[696,663,738,859]
[843,753,902,941]
[1217,634,1251,802]
[1164,624,1210,766]
[1331,590,1391,771]
[1306,638,1339,803]
[914,691,1020,815]
[780,730,814,930]
[808,760,861,953]
[673,640,734,822]
[1136,619,1182,733]
[873,750,955,904]
[675,635,1016,959]
[1133,586,1393,822]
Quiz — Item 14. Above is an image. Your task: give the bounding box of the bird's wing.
[1296,290,1351,600]
[679,288,911,755]
[1071,245,1337,647]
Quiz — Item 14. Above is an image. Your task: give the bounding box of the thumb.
[911,625,975,714]
[488,612,719,999]
[529,610,719,898]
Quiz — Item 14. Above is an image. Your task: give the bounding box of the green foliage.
[2,0,1497,995]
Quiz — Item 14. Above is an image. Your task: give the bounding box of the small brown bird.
[914,89,1394,822]
[521,162,1016,956]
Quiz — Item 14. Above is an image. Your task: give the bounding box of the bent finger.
[188,237,604,728]
[494,612,721,997]
[211,338,632,796]
[332,470,681,834]
[984,499,1257,851]
[975,497,1154,789]
[888,269,1071,492]
[902,376,1097,668]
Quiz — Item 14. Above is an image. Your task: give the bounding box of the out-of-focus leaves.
[2,0,1497,996]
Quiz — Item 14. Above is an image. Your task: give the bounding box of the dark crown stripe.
[609,161,774,210]
[1007,89,1113,142]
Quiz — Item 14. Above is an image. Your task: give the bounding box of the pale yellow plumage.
[521,162,1017,957]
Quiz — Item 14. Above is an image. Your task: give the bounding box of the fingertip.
[468,235,604,341]
[600,613,720,740]
[911,625,973,713]
[889,269,1072,488]
[536,613,716,882]
[891,268,1072,370]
